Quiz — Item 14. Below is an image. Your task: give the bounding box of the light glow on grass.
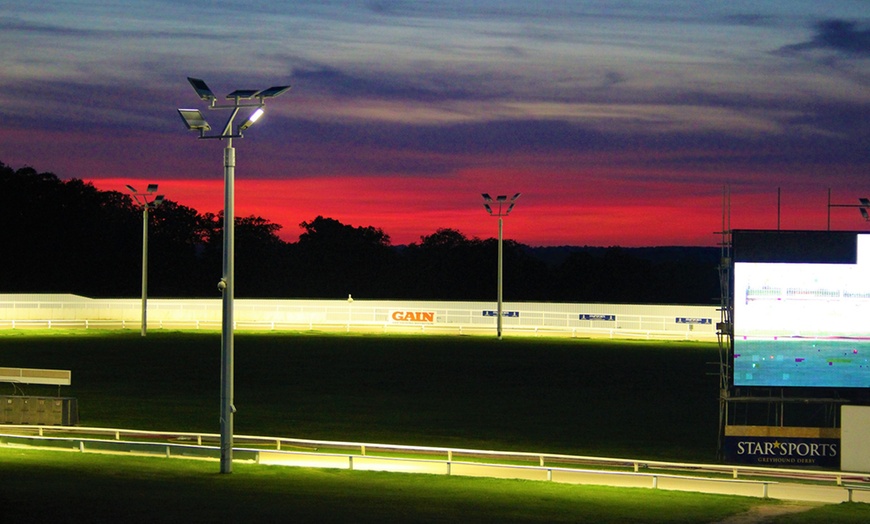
[0,447,787,523]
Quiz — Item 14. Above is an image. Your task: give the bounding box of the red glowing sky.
[91,166,865,247]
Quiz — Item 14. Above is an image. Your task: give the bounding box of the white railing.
[0,295,720,341]
[1,424,866,503]
[0,318,715,341]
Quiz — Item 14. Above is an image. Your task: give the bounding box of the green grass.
[770,504,870,524]
[0,447,764,523]
[0,330,720,461]
[3,330,869,522]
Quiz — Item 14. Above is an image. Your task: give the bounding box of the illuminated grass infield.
[0,447,766,523]
[5,448,870,522]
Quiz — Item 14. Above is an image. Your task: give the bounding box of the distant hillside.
[524,245,721,268]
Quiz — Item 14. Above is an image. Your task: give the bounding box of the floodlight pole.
[498,215,504,337]
[221,138,235,475]
[141,205,150,337]
[482,193,520,339]
[178,77,290,474]
[127,185,164,337]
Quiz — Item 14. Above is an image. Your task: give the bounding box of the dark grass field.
[0,330,721,461]
[4,331,870,522]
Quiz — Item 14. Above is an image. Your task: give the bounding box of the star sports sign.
[723,436,839,468]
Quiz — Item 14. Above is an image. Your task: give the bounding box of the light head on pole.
[178,109,212,132]
[187,77,216,102]
[239,108,265,131]
[257,85,292,99]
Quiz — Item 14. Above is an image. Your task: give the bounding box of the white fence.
[0,294,720,341]
[1,425,866,503]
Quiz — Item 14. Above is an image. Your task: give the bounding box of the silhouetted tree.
[291,216,395,298]
[235,215,291,297]
[0,160,721,304]
[196,212,291,297]
[551,250,601,302]
[0,164,139,295]
[400,229,489,299]
[149,200,213,297]
[496,239,553,301]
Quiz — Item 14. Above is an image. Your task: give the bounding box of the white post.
[497,216,504,339]
[141,206,149,337]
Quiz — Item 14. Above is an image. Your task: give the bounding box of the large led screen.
[733,231,870,388]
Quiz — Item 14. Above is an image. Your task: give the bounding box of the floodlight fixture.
[178,109,212,134]
[827,191,870,228]
[506,193,521,214]
[188,77,216,101]
[128,183,163,206]
[481,193,521,217]
[256,85,292,99]
[227,89,260,100]
[238,108,264,131]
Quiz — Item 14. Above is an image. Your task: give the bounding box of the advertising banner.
[723,435,839,469]
[580,314,616,321]
[389,310,436,323]
[482,310,520,317]
[675,317,712,324]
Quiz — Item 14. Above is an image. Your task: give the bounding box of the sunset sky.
[1,1,868,246]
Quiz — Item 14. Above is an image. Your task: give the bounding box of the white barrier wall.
[0,294,720,341]
[841,406,870,473]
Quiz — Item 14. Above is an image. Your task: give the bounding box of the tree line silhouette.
[1,162,720,304]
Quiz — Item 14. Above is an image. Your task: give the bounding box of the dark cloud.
[721,14,775,28]
[272,92,870,180]
[0,14,222,43]
[780,19,870,56]
[0,16,93,37]
[284,117,613,157]
[292,66,498,102]
[365,1,402,15]
[601,71,627,89]
[293,67,431,99]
